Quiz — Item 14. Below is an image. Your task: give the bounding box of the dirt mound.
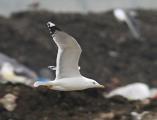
[0,83,157,120]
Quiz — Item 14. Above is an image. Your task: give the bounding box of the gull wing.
[125,11,141,40]
[47,22,82,79]
[113,8,141,40]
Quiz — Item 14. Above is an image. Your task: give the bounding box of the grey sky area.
[0,0,156,16]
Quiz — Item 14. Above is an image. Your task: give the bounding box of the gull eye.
[92,82,96,85]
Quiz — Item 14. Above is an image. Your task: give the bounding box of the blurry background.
[0,0,157,15]
[0,0,157,120]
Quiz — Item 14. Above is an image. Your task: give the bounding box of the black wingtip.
[47,22,55,28]
[47,21,61,35]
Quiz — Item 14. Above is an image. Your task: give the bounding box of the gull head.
[47,22,55,27]
[47,21,61,36]
[87,79,104,89]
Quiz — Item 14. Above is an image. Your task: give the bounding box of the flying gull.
[34,22,104,91]
[113,8,143,40]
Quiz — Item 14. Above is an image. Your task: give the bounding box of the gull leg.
[34,81,53,88]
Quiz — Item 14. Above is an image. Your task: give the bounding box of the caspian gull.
[34,22,104,91]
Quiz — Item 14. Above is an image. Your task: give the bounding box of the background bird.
[113,8,143,40]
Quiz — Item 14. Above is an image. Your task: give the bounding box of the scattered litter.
[113,8,127,22]
[0,62,35,87]
[0,53,37,79]
[108,51,119,57]
[98,112,114,120]
[149,88,157,99]
[131,111,149,120]
[105,83,151,100]
[142,112,157,120]
[0,53,39,86]
[0,93,17,111]
[131,111,157,120]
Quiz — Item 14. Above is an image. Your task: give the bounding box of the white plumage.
[34,22,104,91]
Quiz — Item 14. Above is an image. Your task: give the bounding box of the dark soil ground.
[0,10,157,120]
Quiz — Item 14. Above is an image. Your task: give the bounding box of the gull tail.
[34,79,53,87]
[33,78,50,87]
[34,81,45,87]
[34,81,49,87]
[47,21,61,36]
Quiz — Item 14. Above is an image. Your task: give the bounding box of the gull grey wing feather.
[125,11,141,40]
[47,22,82,79]
[53,31,82,79]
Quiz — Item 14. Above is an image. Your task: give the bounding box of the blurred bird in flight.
[113,8,143,40]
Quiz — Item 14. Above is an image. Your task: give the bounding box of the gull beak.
[99,84,105,88]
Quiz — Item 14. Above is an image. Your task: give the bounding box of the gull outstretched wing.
[47,22,82,79]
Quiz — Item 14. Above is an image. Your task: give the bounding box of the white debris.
[106,83,151,100]
[0,93,17,111]
[0,62,35,87]
[108,51,119,57]
[113,8,127,21]
[131,111,157,120]
[149,88,157,98]
[0,53,37,79]
[131,111,149,120]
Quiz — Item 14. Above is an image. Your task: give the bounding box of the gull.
[34,22,104,91]
[113,8,143,40]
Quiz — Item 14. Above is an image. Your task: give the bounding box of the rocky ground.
[0,10,157,120]
[0,83,157,120]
